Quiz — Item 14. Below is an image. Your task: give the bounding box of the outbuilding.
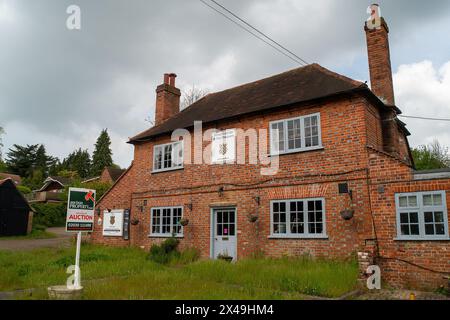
[0,178,34,236]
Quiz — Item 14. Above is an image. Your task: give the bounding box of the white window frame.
[152,141,184,173]
[395,191,449,241]
[269,113,322,156]
[211,129,236,164]
[149,206,183,237]
[269,198,328,239]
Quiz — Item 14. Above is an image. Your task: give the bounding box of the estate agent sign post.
[66,187,96,289]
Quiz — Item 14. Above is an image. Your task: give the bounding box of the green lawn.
[0,245,359,300]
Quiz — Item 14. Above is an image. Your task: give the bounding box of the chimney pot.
[163,73,170,85]
[168,73,177,87]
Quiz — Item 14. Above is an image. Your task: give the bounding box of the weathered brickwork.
[368,150,450,290]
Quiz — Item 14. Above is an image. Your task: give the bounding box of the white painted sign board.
[102,209,124,237]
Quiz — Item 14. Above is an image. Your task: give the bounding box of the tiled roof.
[129,64,367,143]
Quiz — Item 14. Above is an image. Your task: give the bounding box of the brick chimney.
[154,73,181,126]
[365,4,395,106]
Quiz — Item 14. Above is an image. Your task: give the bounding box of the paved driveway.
[0,228,73,251]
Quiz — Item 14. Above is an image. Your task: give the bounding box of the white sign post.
[66,187,96,289]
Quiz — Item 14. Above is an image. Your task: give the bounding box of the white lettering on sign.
[366,265,381,290]
[366,4,382,30]
[66,5,81,30]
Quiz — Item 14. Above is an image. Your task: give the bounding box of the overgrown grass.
[0,230,57,240]
[0,245,359,300]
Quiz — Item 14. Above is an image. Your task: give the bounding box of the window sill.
[270,146,324,157]
[148,234,184,239]
[394,237,450,242]
[151,167,184,174]
[268,235,329,240]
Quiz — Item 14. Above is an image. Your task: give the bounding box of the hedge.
[31,203,67,228]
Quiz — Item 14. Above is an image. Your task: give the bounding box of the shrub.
[148,238,180,265]
[17,185,32,195]
[31,203,66,227]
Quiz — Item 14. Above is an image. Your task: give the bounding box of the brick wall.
[91,164,135,247]
[91,91,449,290]
[368,150,450,290]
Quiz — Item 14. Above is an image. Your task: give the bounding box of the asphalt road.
[0,227,73,251]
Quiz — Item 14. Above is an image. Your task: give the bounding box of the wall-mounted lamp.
[218,186,224,197]
[185,203,193,211]
[338,183,353,200]
[254,196,261,206]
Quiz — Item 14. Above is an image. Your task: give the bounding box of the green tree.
[61,148,91,178]
[34,144,58,176]
[6,144,39,177]
[91,129,113,176]
[412,140,450,171]
[0,126,4,160]
[22,169,44,191]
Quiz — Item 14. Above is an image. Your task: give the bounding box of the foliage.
[6,144,39,178]
[57,169,79,180]
[181,85,209,109]
[60,148,91,178]
[6,144,57,180]
[0,159,7,173]
[22,169,44,191]
[148,237,181,264]
[61,180,112,202]
[0,126,4,160]
[31,203,66,227]
[17,185,32,195]
[412,140,450,171]
[91,129,113,176]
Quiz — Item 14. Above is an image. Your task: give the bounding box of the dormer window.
[153,141,183,173]
[270,113,322,155]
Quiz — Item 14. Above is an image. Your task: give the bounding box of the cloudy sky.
[1,0,450,168]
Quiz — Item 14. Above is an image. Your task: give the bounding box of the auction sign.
[66,187,96,232]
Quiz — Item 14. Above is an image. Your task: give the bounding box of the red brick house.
[81,167,126,185]
[92,12,449,289]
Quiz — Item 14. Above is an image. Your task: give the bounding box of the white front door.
[212,208,237,260]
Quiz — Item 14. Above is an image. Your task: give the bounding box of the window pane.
[164,145,172,169]
[399,197,408,208]
[435,224,445,235]
[273,201,287,234]
[290,201,304,234]
[435,212,444,223]
[306,200,324,235]
[401,224,410,235]
[433,194,443,206]
[152,209,161,234]
[410,224,420,235]
[154,147,162,170]
[409,212,418,224]
[408,196,417,207]
[271,122,285,153]
[425,224,434,235]
[424,212,434,223]
[304,115,319,148]
[423,195,433,206]
[400,212,409,223]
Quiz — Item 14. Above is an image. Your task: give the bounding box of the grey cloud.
[1,0,449,167]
